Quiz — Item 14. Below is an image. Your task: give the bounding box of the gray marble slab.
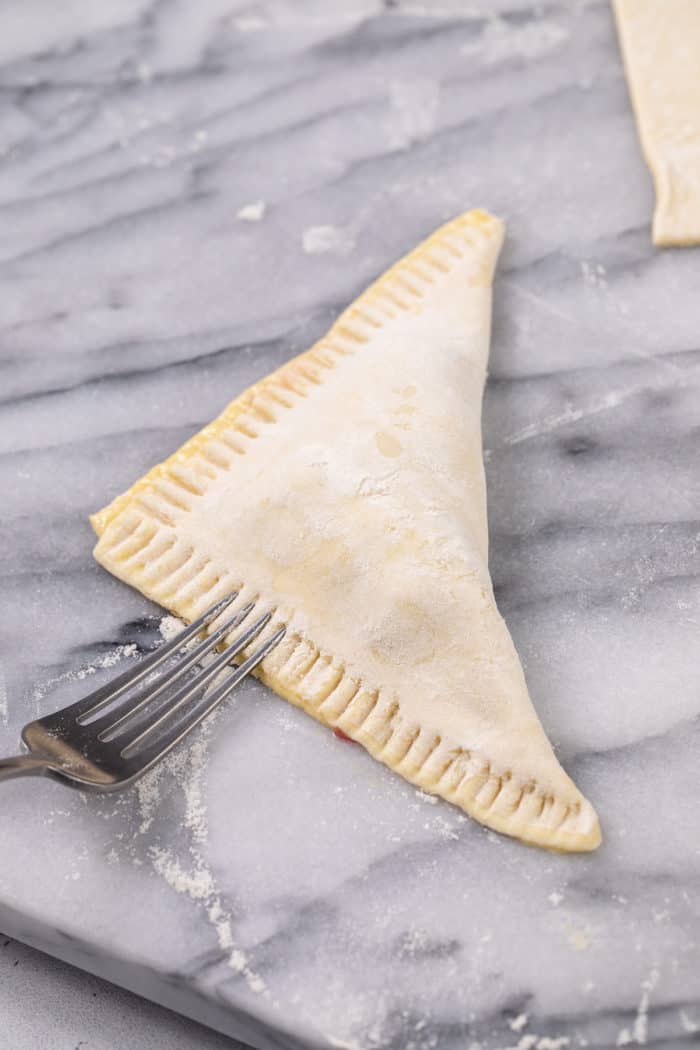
[0,935,247,1050]
[1,1,699,1048]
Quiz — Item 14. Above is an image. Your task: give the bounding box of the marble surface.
[1,1,699,1048]
[0,935,246,1050]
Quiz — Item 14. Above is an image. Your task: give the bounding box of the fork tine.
[122,627,286,779]
[70,592,239,721]
[114,611,273,755]
[88,603,256,738]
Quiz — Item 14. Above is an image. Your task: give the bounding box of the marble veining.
[0,2,699,1048]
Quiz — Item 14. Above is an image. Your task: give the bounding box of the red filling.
[333,728,356,744]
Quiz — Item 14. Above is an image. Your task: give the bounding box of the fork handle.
[0,754,51,782]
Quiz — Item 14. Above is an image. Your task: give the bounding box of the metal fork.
[0,594,285,791]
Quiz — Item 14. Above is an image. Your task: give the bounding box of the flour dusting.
[159,614,185,643]
[680,1009,700,1034]
[0,662,8,727]
[142,719,266,989]
[151,845,214,899]
[81,644,138,675]
[133,636,269,997]
[616,969,659,1046]
[463,14,568,65]
[430,814,459,841]
[387,77,440,148]
[31,643,139,715]
[580,259,608,289]
[501,384,641,447]
[516,1038,538,1050]
[182,732,210,842]
[137,761,166,835]
[237,200,267,222]
[303,224,355,256]
[397,928,430,959]
[326,1037,366,1050]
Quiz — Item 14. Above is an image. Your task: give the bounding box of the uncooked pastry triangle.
[92,210,601,852]
[613,0,700,246]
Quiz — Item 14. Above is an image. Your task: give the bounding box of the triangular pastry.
[92,210,601,852]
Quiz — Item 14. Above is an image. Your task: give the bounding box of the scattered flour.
[548,891,564,907]
[150,846,214,900]
[31,643,139,715]
[616,969,659,1046]
[415,789,439,805]
[60,615,272,999]
[137,760,167,835]
[132,665,269,999]
[159,615,185,643]
[680,1009,700,1034]
[237,200,267,222]
[84,644,138,673]
[229,947,247,972]
[499,1035,569,1050]
[209,902,234,949]
[387,77,440,149]
[248,973,267,994]
[302,224,355,256]
[501,387,630,447]
[326,1038,366,1050]
[432,815,459,841]
[462,15,569,65]
[397,928,430,958]
[499,1036,537,1050]
[510,1014,529,1033]
[580,259,608,289]
[0,661,8,726]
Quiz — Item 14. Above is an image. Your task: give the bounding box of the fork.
[0,594,285,791]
